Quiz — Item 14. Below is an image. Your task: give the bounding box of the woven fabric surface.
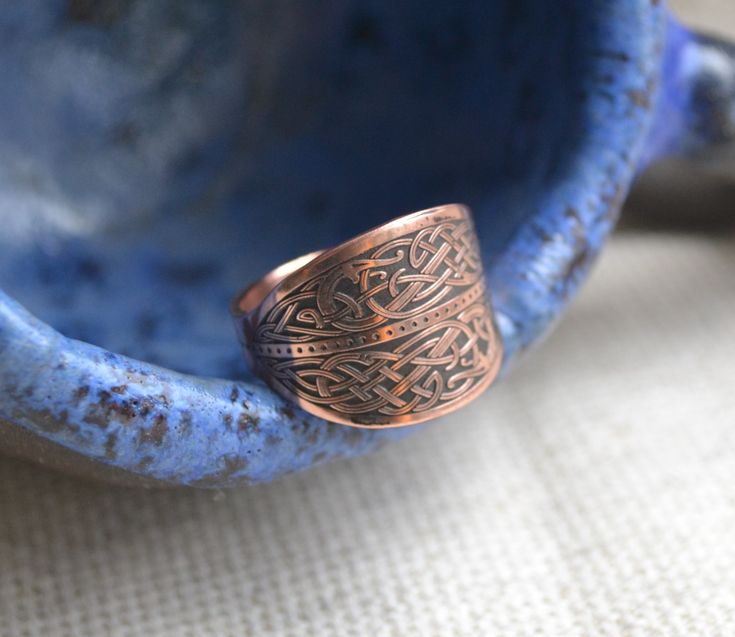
[1,228,734,637]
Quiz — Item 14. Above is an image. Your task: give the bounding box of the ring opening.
[234,251,323,315]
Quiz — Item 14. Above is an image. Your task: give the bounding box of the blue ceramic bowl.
[0,1,733,486]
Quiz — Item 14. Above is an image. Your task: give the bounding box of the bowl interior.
[0,0,615,377]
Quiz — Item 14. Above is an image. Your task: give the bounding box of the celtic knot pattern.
[249,215,501,425]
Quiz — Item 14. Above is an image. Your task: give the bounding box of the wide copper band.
[231,204,503,427]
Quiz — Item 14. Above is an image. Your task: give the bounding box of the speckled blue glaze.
[0,1,733,486]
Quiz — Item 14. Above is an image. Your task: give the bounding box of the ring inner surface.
[235,251,323,314]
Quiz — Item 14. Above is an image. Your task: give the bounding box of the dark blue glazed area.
[1,1,724,486]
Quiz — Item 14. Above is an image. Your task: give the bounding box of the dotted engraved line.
[252,280,487,360]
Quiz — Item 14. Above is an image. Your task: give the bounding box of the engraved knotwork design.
[251,219,500,424]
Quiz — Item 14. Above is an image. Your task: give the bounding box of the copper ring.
[231,204,503,428]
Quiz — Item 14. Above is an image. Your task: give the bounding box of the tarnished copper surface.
[232,204,503,427]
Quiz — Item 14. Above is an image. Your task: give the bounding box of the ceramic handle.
[645,18,735,171]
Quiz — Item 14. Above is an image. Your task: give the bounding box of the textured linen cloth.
[1,228,734,637]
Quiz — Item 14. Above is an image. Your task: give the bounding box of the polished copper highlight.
[232,204,503,427]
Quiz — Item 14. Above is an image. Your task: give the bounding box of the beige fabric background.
[2,2,735,636]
